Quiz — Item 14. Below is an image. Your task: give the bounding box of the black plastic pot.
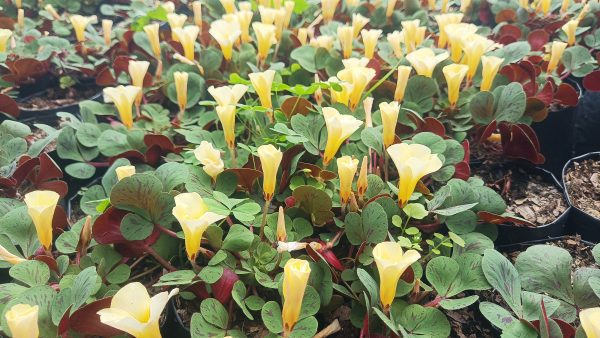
[495,167,571,245]
[562,152,600,242]
[16,90,102,122]
[166,299,191,338]
[574,91,600,156]
[496,235,596,252]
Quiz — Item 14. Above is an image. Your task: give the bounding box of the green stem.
[259,199,271,241]
[362,58,404,100]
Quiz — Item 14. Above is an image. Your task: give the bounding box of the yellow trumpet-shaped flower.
[322,0,340,23]
[577,2,589,21]
[258,144,283,201]
[394,65,411,103]
[17,9,24,30]
[5,304,39,338]
[445,23,478,62]
[282,259,311,334]
[239,1,252,11]
[276,206,287,242]
[253,22,277,61]
[338,25,354,59]
[192,1,203,27]
[115,165,136,181]
[581,307,600,338]
[15,0,22,8]
[173,71,188,114]
[128,60,150,106]
[562,19,579,46]
[44,4,60,20]
[172,193,226,261]
[102,19,113,47]
[249,70,276,110]
[519,0,529,8]
[460,0,472,12]
[428,0,436,10]
[0,244,25,265]
[443,63,468,107]
[283,1,295,28]
[380,102,400,148]
[547,41,567,74]
[98,283,178,338]
[405,48,449,78]
[337,58,376,110]
[364,96,374,128]
[322,107,363,165]
[537,0,551,15]
[352,13,369,39]
[434,13,463,48]
[401,20,421,53]
[194,141,225,181]
[273,7,287,40]
[310,35,334,50]
[328,77,353,106]
[373,242,421,310]
[462,35,496,81]
[143,23,161,58]
[361,29,382,59]
[163,1,175,13]
[174,25,200,61]
[297,28,308,45]
[0,29,12,53]
[357,155,368,199]
[69,15,96,43]
[24,190,59,251]
[480,56,504,91]
[216,105,237,149]
[237,10,254,43]
[103,85,141,129]
[208,84,248,107]
[258,6,276,24]
[219,0,236,13]
[387,31,404,58]
[167,13,187,32]
[337,156,359,205]
[387,143,443,206]
[386,0,397,17]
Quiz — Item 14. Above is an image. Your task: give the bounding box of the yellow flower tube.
[462,35,495,82]
[357,155,368,199]
[24,190,59,251]
[547,41,568,74]
[194,141,225,181]
[115,165,136,181]
[174,71,188,115]
[216,105,237,149]
[310,35,334,50]
[282,259,311,334]
[581,307,600,338]
[480,55,504,91]
[103,85,141,129]
[373,242,421,311]
[237,10,254,43]
[445,23,478,62]
[69,15,96,43]
[253,22,277,62]
[258,144,283,201]
[0,29,12,53]
[192,1,203,27]
[0,244,25,265]
[239,1,252,11]
[174,25,200,61]
[259,6,277,25]
[143,23,162,58]
[338,25,354,59]
[297,28,308,45]
[394,65,411,103]
[380,101,400,148]
[322,0,340,23]
[337,58,376,110]
[443,63,468,107]
[434,13,463,48]
[387,143,443,206]
[361,29,382,59]
[172,192,226,261]
[273,8,287,40]
[102,19,113,47]
[128,60,150,107]
[562,19,579,46]
[328,77,353,107]
[352,13,369,39]
[538,0,551,15]
[98,283,179,338]
[208,84,248,107]
[5,304,39,338]
[17,9,24,30]
[405,48,449,78]
[387,31,404,58]
[219,0,236,13]
[167,13,188,35]
[386,0,397,17]
[15,0,22,8]
[460,0,472,12]
[283,1,295,28]
[249,70,276,110]
[163,1,175,13]
[401,20,420,53]
[337,156,359,205]
[276,206,287,242]
[322,107,363,166]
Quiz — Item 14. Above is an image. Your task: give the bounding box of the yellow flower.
[276,206,287,242]
[0,244,25,265]
[273,8,287,40]
[461,35,496,81]
[352,13,369,39]
[547,41,567,74]
[562,19,579,46]
[219,0,236,13]
[337,58,376,110]
[143,23,161,58]
[297,28,308,45]
[17,9,24,30]
[387,31,404,58]
[239,1,252,11]
[537,0,551,15]
[443,64,468,107]
[102,19,113,47]
[253,22,277,61]
[282,259,311,334]
[519,0,529,8]
[405,48,449,78]
[380,102,400,148]
[581,307,600,338]
[249,70,276,110]
[15,0,22,8]
[415,27,426,48]
[460,0,472,12]
[98,283,178,338]
[128,61,150,106]
[69,15,96,43]
[216,105,237,149]
[192,1,203,27]
[394,65,411,103]
[24,190,59,251]
[5,304,39,338]
[237,10,254,43]
[322,107,363,165]
[173,71,188,114]
[386,0,397,17]
[310,35,334,50]
[258,144,283,201]
[445,23,478,62]
[480,55,504,91]
[322,0,340,23]
[338,25,354,59]
[167,13,188,33]
[361,29,382,59]
[194,141,225,181]
[172,192,226,261]
[103,85,141,129]
[162,1,175,13]
[115,165,136,181]
[401,20,421,52]
[174,25,200,61]
[44,4,60,20]
[259,6,277,24]
[364,96,374,127]
[357,155,368,199]
[428,0,436,10]
[373,242,421,310]
[337,156,359,204]
[434,13,463,48]
[328,77,353,106]
[578,2,589,21]
[0,29,12,53]
[387,143,443,206]
[283,1,295,28]
[208,84,248,107]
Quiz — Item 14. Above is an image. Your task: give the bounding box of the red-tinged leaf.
[554,83,579,106]
[366,57,381,77]
[500,24,522,39]
[36,180,68,198]
[224,168,262,193]
[37,153,63,182]
[10,156,38,185]
[400,266,415,283]
[144,145,162,167]
[5,58,49,84]
[95,68,117,86]
[477,211,535,227]
[553,319,576,338]
[421,117,446,137]
[297,162,337,181]
[536,82,555,105]
[110,150,146,164]
[583,70,600,91]
[52,205,69,232]
[498,35,517,45]
[528,30,550,51]
[525,97,549,122]
[495,8,517,23]
[462,140,470,162]
[528,55,545,65]
[93,207,128,245]
[114,56,132,75]
[279,145,305,193]
[144,134,184,154]
[499,123,545,164]
[64,297,123,337]
[0,94,20,118]
[34,255,59,274]
[319,248,345,271]
[454,161,471,180]
[211,268,239,305]
[280,97,313,118]
[187,281,210,300]
[477,120,498,143]
[545,20,568,34]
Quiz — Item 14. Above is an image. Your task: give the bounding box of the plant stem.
[259,199,271,241]
[384,150,390,182]
[155,224,179,238]
[229,146,237,168]
[127,265,161,282]
[146,245,176,272]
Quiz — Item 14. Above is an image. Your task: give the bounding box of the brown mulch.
[19,86,99,110]
[564,159,600,220]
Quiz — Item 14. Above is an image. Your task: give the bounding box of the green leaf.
[120,213,154,241]
[65,162,96,179]
[98,130,133,157]
[232,280,253,319]
[199,266,224,284]
[154,270,197,287]
[412,132,447,154]
[290,46,317,73]
[2,286,56,337]
[404,76,437,113]
[292,185,334,225]
[261,301,284,334]
[439,296,479,310]
[290,316,318,338]
[361,127,384,155]
[593,244,600,264]
[356,268,379,307]
[493,83,526,123]
[482,249,522,317]
[445,210,478,234]
[395,304,451,338]
[70,267,99,313]
[345,202,388,245]
[190,312,226,338]
[9,260,50,287]
[403,203,428,220]
[426,256,460,297]
[222,224,254,252]
[502,320,539,338]
[479,301,517,330]
[201,298,229,330]
[432,202,478,216]
[106,264,131,284]
[299,286,320,319]
[470,91,495,124]
[154,162,189,191]
[76,123,101,147]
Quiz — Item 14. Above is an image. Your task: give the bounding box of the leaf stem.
[259,199,271,241]
[146,245,177,272]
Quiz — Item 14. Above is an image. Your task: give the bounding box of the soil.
[474,164,567,226]
[18,85,100,110]
[564,159,600,220]
[502,235,597,268]
[448,301,497,338]
[25,127,57,153]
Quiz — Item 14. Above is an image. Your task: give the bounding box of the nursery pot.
[16,89,102,122]
[495,167,571,245]
[574,91,600,156]
[562,152,600,242]
[166,299,191,338]
[496,235,596,252]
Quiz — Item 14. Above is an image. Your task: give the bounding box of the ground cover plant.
[0,0,599,337]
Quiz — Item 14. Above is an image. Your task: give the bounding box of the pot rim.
[561,151,600,222]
